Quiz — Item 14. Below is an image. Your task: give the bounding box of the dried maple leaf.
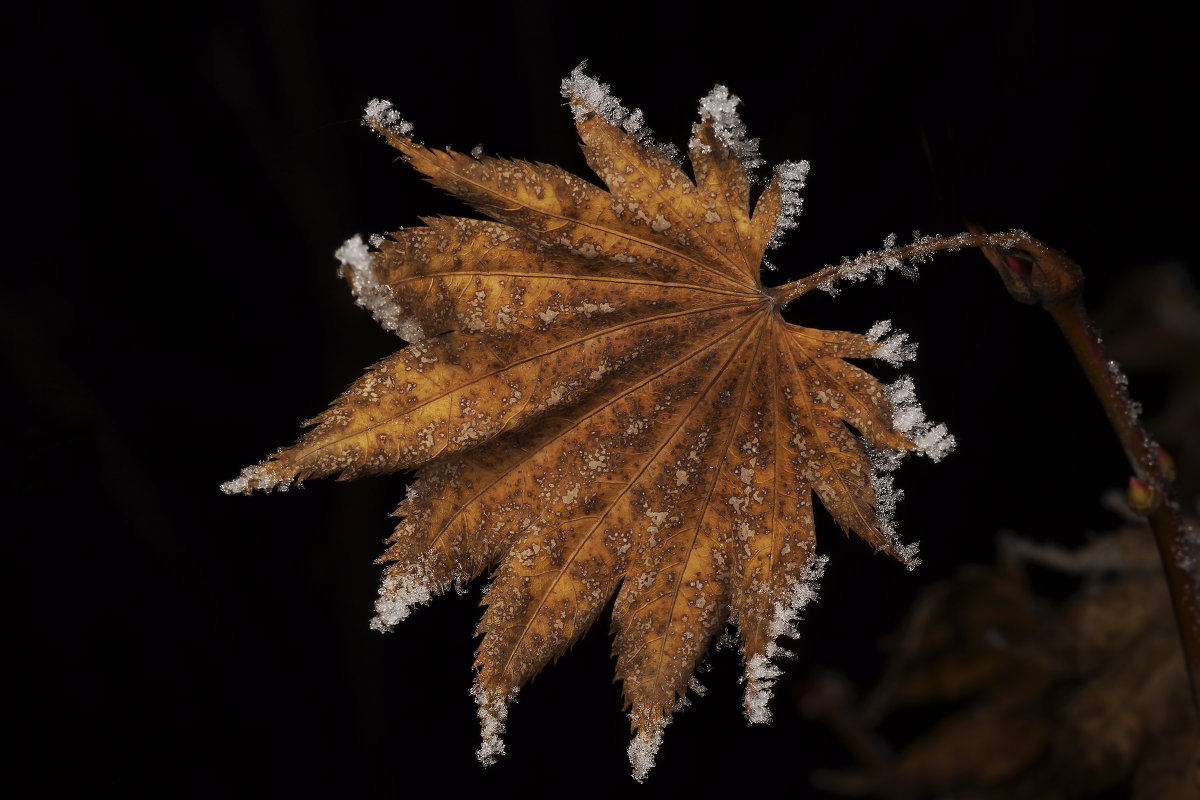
[223,66,955,779]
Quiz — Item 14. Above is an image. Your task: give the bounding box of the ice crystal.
[866,319,918,367]
[561,63,679,162]
[866,444,921,569]
[370,560,439,632]
[768,160,811,250]
[627,715,668,783]
[337,234,425,342]
[363,98,412,135]
[471,687,515,767]
[219,462,292,495]
[820,233,919,295]
[695,85,763,173]
[741,553,828,722]
[885,375,956,461]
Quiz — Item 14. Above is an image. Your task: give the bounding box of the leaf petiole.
[769,231,1033,308]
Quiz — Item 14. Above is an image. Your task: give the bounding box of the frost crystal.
[471,687,515,767]
[628,716,668,782]
[362,98,412,135]
[695,85,763,174]
[1105,358,1145,420]
[336,234,425,342]
[851,374,955,571]
[1174,515,1200,575]
[671,674,708,712]
[821,233,919,295]
[742,553,828,723]
[370,561,439,632]
[219,461,292,495]
[866,320,918,367]
[561,63,680,162]
[866,444,921,569]
[886,375,956,461]
[742,653,783,724]
[768,160,811,250]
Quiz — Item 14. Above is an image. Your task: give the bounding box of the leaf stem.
[1043,295,1200,715]
[768,231,1031,308]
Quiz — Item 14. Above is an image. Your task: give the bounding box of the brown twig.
[971,233,1200,718]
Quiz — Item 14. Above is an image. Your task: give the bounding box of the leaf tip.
[370,563,438,632]
[559,62,679,162]
[336,234,426,342]
[695,84,763,173]
[627,714,668,782]
[362,98,412,136]
[742,653,783,724]
[767,160,811,250]
[885,376,956,462]
[220,461,292,495]
[471,686,516,767]
[742,553,829,723]
[866,319,918,367]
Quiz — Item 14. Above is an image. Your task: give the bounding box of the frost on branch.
[820,233,919,295]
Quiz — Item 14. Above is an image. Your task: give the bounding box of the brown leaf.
[815,527,1198,800]
[223,67,952,779]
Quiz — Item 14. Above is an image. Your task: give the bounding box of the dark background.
[13,1,1196,795]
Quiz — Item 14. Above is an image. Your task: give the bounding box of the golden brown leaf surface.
[224,73,938,777]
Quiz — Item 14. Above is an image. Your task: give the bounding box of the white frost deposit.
[561,63,680,161]
[336,234,425,342]
[628,716,668,783]
[472,687,516,767]
[886,375,956,461]
[866,319,918,367]
[866,445,922,569]
[821,233,919,295]
[696,85,764,173]
[742,553,828,723]
[370,561,439,632]
[768,160,811,251]
[362,97,413,135]
[219,461,292,495]
[850,373,957,570]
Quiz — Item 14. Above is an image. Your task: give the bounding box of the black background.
[13,1,1196,795]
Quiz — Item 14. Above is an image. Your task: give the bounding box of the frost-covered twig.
[971,234,1200,719]
[769,230,1031,307]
